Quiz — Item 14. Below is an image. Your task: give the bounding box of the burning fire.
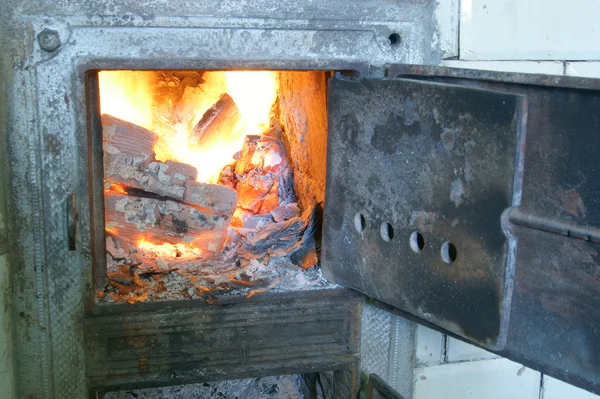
[224,72,278,135]
[98,70,278,183]
[97,71,156,131]
[137,238,202,259]
[99,70,279,256]
[105,182,128,195]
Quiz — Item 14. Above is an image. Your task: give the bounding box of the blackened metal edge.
[388,64,600,91]
[89,287,361,316]
[85,71,108,302]
[367,373,407,399]
[77,59,371,76]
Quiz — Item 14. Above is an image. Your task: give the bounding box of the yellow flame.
[99,70,278,184]
[154,71,278,183]
[137,238,202,259]
[225,71,278,135]
[99,70,279,256]
[98,71,155,130]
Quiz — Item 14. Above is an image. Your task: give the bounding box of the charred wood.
[104,193,233,252]
[190,93,243,147]
[103,114,198,201]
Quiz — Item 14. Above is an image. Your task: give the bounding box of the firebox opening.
[96,70,334,304]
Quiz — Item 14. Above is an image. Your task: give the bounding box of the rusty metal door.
[321,66,600,394]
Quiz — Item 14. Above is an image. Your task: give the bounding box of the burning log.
[102,114,199,201]
[102,113,238,252]
[184,180,238,216]
[104,160,200,201]
[102,114,157,159]
[104,192,235,252]
[190,93,243,147]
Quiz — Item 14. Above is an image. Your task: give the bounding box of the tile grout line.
[539,374,545,399]
[442,334,449,363]
[457,0,461,60]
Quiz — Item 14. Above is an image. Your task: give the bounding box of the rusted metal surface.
[85,288,361,395]
[323,74,523,348]
[323,67,600,394]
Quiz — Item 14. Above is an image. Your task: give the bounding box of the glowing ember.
[137,238,203,259]
[105,227,119,236]
[105,182,128,195]
[99,70,279,257]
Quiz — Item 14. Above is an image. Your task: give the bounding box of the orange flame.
[105,227,119,236]
[105,182,128,195]
[99,70,278,184]
[99,70,279,256]
[137,238,203,259]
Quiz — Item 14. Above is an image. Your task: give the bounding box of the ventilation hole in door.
[380,222,394,242]
[388,33,401,47]
[410,231,425,253]
[354,213,366,233]
[441,242,457,264]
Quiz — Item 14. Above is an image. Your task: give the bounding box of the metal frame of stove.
[0,2,438,397]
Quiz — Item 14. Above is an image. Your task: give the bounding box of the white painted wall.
[413,326,599,399]
[413,1,600,398]
[459,0,600,61]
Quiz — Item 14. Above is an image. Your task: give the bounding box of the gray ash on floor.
[105,375,309,399]
[99,200,338,304]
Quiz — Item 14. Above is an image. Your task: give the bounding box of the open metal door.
[321,66,600,394]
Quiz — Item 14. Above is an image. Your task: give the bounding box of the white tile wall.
[442,60,564,75]
[416,6,600,399]
[460,0,600,61]
[543,376,600,399]
[565,62,600,79]
[415,326,444,365]
[434,0,460,59]
[413,358,541,399]
[445,337,499,362]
